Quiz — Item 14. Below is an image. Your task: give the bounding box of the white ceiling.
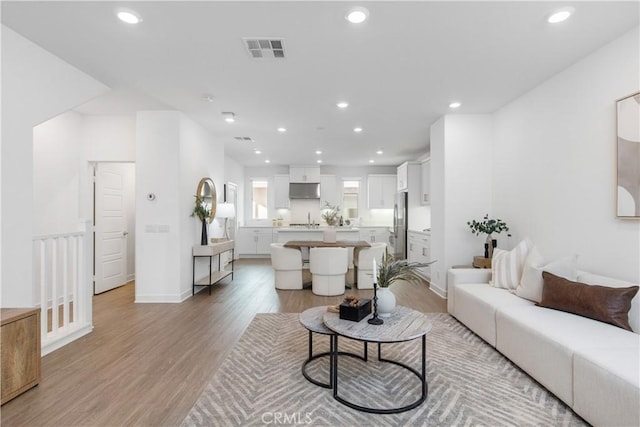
[2,1,638,167]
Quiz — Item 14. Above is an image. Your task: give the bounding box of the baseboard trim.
[42,324,94,356]
[428,282,447,299]
[135,294,184,303]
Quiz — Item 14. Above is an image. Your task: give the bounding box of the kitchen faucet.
[307,212,311,228]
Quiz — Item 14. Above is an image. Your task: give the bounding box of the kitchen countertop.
[408,229,431,236]
[276,227,361,232]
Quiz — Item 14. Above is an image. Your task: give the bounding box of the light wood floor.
[0,259,446,426]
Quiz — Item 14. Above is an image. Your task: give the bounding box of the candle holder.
[368,281,384,325]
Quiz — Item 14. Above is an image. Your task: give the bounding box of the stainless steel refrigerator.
[393,192,408,260]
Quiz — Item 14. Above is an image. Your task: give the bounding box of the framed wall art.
[616,92,640,218]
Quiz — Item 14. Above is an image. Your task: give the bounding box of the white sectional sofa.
[448,268,640,427]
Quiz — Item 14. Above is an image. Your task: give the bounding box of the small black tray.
[339,299,372,322]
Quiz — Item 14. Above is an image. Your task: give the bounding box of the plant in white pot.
[321,201,340,242]
[375,253,435,317]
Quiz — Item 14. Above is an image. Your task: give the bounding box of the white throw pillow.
[515,246,578,302]
[490,239,532,290]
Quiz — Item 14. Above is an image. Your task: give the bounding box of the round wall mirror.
[196,177,217,222]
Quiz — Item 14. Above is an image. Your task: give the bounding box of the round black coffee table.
[323,305,432,414]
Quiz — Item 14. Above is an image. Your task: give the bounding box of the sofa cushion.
[496,305,638,406]
[490,239,531,290]
[573,346,640,427]
[539,272,639,331]
[515,247,577,303]
[454,284,534,347]
[578,271,640,334]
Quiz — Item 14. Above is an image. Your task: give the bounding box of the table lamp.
[216,203,235,240]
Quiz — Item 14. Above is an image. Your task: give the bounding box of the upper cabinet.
[397,162,409,192]
[420,159,430,205]
[273,174,290,209]
[368,174,396,209]
[320,175,338,206]
[290,166,320,183]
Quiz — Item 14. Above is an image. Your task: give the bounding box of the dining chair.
[309,247,348,296]
[270,243,303,290]
[355,242,387,289]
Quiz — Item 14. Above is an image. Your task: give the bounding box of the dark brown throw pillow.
[539,271,639,331]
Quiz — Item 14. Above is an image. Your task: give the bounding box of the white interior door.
[95,163,128,294]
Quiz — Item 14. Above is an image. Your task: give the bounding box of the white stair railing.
[33,229,93,355]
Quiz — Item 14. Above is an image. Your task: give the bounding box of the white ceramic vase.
[377,287,396,318]
[323,226,336,243]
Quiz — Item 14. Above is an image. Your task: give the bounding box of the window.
[252,180,268,220]
[343,180,359,219]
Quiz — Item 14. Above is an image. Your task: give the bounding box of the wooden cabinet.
[397,162,409,192]
[237,227,273,256]
[290,166,320,183]
[320,175,338,206]
[273,175,290,209]
[408,231,431,280]
[367,174,396,209]
[359,227,390,244]
[420,159,430,205]
[1,308,41,405]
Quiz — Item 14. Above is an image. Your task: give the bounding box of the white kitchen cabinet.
[359,227,390,244]
[237,227,273,256]
[420,159,430,205]
[274,174,290,208]
[290,166,320,183]
[408,230,431,280]
[320,175,338,206]
[367,174,396,209]
[397,162,409,192]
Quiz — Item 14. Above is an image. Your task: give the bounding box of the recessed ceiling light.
[202,94,215,103]
[547,7,575,24]
[222,112,235,123]
[315,150,322,155]
[376,150,383,155]
[254,150,262,154]
[116,8,142,24]
[277,127,287,132]
[317,160,323,164]
[354,127,363,133]
[346,7,369,24]
[449,102,461,109]
[337,101,349,109]
[369,159,375,163]
[264,159,271,164]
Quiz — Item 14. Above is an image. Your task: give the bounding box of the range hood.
[289,183,320,199]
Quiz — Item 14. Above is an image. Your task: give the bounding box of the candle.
[372,257,377,285]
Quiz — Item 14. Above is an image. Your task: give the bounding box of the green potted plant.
[375,253,435,317]
[192,195,212,245]
[467,214,510,257]
[321,201,340,242]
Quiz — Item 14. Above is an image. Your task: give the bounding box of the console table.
[192,240,235,295]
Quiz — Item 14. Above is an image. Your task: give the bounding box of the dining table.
[283,240,371,287]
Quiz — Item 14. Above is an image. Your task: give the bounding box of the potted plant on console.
[192,195,211,246]
[467,214,511,259]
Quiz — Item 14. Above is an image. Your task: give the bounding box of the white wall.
[136,111,225,302]
[493,26,640,282]
[1,25,109,307]
[430,115,494,297]
[33,111,84,236]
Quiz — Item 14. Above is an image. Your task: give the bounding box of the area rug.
[181,313,587,426]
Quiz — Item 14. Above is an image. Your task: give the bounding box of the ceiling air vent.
[234,137,254,142]
[243,38,285,59]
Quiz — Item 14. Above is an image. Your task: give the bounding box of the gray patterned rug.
[182,313,587,426]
